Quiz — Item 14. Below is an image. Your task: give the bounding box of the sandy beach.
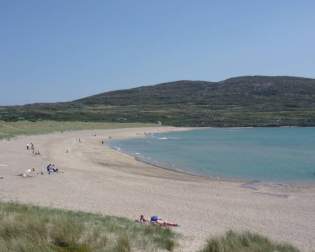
[0,127,315,251]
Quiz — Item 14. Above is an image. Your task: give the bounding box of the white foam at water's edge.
[109,143,182,174]
[108,143,315,187]
[108,128,315,184]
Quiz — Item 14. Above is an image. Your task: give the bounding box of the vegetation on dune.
[0,202,302,252]
[1,76,315,126]
[199,230,300,252]
[0,121,156,139]
[0,202,177,252]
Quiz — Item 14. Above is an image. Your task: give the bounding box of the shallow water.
[110,128,315,183]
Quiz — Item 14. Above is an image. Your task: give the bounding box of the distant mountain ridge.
[1,75,315,127]
[74,76,315,107]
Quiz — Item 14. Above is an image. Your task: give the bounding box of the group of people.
[26,142,34,151]
[19,164,59,177]
[26,142,40,155]
[23,142,60,177]
[46,163,58,174]
[137,214,178,227]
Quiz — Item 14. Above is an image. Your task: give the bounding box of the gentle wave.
[109,128,315,183]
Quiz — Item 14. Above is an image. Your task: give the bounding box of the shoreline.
[1,127,315,251]
[107,128,315,188]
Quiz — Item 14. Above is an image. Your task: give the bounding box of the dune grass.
[199,230,300,252]
[0,121,156,140]
[0,202,177,252]
[0,204,304,252]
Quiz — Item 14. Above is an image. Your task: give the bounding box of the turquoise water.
[110,128,315,183]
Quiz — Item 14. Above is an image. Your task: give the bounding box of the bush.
[199,230,300,252]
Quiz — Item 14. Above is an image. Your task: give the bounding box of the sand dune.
[0,127,315,251]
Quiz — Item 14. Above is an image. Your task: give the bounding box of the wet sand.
[0,127,315,251]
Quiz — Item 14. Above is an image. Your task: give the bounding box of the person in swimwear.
[150,216,178,227]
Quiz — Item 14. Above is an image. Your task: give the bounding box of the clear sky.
[1,0,314,105]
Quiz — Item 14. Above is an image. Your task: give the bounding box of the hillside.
[1,76,315,127]
[75,76,315,108]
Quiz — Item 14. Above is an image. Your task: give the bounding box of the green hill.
[2,76,315,127]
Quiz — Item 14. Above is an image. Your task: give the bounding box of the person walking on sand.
[30,143,34,154]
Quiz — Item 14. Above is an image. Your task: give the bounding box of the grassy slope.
[2,76,315,127]
[0,202,301,252]
[199,230,300,252]
[0,201,301,252]
[0,121,156,139]
[0,202,177,252]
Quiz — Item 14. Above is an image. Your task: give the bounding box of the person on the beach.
[135,214,148,224]
[139,214,147,223]
[30,143,35,154]
[20,168,37,177]
[47,164,52,174]
[26,144,30,150]
[52,164,58,173]
[150,216,178,227]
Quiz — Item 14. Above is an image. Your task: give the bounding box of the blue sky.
[0,0,314,105]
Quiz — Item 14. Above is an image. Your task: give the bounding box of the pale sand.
[0,127,315,251]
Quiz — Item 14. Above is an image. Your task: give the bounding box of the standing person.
[30,143,35,154]
[26,144,30,150]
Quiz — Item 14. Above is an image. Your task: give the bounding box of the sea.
[110,127,315,183]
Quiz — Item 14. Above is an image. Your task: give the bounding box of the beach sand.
[0,127,315,251]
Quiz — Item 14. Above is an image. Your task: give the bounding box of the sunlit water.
[110,128,315,183]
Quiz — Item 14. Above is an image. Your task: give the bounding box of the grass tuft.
[113,234,131,252]
[199,230,300,252]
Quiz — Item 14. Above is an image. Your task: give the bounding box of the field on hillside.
[0,121,156,139]
[2,104,315,127]
[2,76,315,127]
